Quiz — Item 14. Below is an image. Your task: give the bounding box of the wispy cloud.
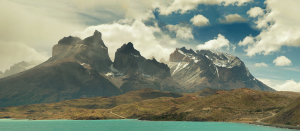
[284,67,300,72]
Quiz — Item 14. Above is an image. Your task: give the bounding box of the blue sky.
[0,0,300,92]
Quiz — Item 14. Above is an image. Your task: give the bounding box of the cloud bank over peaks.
[239,0,300,56]
[190,15,210,27]
[273,56,292,66]
[0,41,48,72]
[73,19,185,62]
[196,34,230,50]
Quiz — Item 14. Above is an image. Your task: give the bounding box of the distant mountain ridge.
[0,30,185,108]
[0,30,274,108]
[166,47,274,92]
[0,61,40,79]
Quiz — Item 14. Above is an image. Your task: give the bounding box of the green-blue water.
[0,119,294,131]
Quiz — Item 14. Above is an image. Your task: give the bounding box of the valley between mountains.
[0,31,299,127]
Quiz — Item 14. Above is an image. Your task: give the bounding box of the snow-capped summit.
[167,47,274,92]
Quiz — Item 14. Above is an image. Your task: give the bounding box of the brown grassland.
[0,88,299,127]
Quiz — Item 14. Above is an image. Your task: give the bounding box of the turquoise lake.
[0,119,294,131]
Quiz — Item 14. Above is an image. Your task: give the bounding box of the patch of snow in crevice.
[108,64,124,77]
[105,72,113,76]
[216,67,219,77]
[81,63,90,66]
[182,63,189,69]
[131,53,139,57]
[178,50,185,55]
[173,62,181,75]
[192,57,199,63]
[142,73,152,78]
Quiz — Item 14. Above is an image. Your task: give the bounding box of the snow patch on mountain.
[106,64,124,77]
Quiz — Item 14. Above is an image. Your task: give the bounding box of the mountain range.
[0,30,274,107]
[167,47,273,92]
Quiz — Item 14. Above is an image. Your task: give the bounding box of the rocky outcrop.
[167,47,274,92]
[0,30,121,108]
[108,42,186,93]
[113,42,142,72]
[112,42,172,79]
[51,30,112,73]
[169,48,185,62]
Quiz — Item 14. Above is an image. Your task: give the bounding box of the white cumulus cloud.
[254,62,268,67]
[247,7,265,17]
[274,80,300,92]
[73,20,177,62]
[196,34,230,50]
[273,56,292,66]
[220,14,247,23]
[166,25,194,40]
[238,36,254,46]
[190,15,210,27]
[239,0,300,56]
[157,0,253,15]
[258,78,300,92]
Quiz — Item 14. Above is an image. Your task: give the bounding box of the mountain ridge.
[166,47,274,92]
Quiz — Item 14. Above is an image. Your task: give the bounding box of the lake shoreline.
[251,122,300,130]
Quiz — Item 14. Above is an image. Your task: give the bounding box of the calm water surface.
[0,119,294,131]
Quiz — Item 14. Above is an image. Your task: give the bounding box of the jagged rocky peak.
[117,42,141,56]
[82,30,106,47]
[178,47,196,55]
[196,50,242,68]
[58,36,82,45]
[167,47,274,92]
[169,47,199,63]
[113,42,142,71]
[52,30,112,73]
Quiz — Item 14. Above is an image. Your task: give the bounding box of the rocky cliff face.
[51,30,112,73]
[105,42,186,93]
[166,47,274,92]
[0,30,121,108]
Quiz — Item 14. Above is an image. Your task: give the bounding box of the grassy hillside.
[0,88,182,120]
[265,97,300,126]
[0,88,299,125]
[134,88,294,122]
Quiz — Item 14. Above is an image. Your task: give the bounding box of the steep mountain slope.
[166,47,274,92]
[0,31,122,108]
[105,42,186,93]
